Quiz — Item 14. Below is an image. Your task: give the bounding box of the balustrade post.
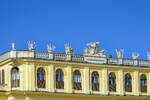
[66,54,72,61]
[28,51,34,58]
[133,59,138,66]
[10,50,17,58]
[48,52,54,60]
[118,58,123,65]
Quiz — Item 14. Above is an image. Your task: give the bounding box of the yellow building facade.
[0,42,150,100]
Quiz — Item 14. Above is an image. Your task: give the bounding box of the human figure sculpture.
[147,52,150,60]
[84,42,106,57]
[65,43,73,54]
[12,43,15,50]
[116,49,123,58]
[132,52,139,59]
[28,40,35,51]
[47,44,55,53]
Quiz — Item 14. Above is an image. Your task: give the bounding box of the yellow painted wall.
[1,59,150,100]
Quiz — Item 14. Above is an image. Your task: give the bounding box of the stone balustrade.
[0,50,150,67]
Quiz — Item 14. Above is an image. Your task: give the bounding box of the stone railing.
[0,52,10,62]
[0,50,150,67]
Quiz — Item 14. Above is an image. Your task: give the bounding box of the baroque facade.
[0,41,150,100]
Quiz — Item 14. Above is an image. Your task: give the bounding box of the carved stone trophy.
[84,42,106,57]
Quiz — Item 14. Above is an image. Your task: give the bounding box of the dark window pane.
[11,67,19,88]
[92,71,99,91]
[37,68,46,88]
[56,69,64,89]
[125,73,132,92]
[73,70,82,90]
[109,72,116,92]
[141,74,147,93]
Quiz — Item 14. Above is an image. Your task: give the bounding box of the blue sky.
[0,0,150,59]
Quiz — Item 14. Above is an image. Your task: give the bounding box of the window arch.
[11,67,19,88]
[125,73,132,92]
[56,69,64,89]
[140,74,147,93]
[109,72,116,92]
[37,68,46,88]
[73,70,82,90]
[92,71,99,91]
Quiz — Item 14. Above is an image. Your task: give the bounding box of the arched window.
[73,70,82,90]
[125,73,132,92]
[92,71,99,91]
[140,74,147,93]
[37,68,46,88]
[56,69,64,89]
[11,67,19,88]
[2,69,5,85]
[109,72,116,92]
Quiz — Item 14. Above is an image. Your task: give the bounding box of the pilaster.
[133,71,140,96]
[26,63,36,91]
[66,66,72,93]
[118,70,124,95]
[49,65,55,92]
[147,73,150,95]
[101,68,108,95]
[83,67,90,94]
[6,64,12,91]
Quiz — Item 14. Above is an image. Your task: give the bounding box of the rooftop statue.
[116,49,123,58]
[84,42,106,57]
[147,52,150,60]
[65,43,73,54]
[28,40,35,51]
[47,44,55,53]
[12,43,15,51]
[132,52,139,59]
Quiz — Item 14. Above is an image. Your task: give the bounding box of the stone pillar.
[66,66,72,93]
[83,67,90,94]
[118,70,124,95]
[101,68,108,95]
[49,65,55,92]
[133,71,140,96]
